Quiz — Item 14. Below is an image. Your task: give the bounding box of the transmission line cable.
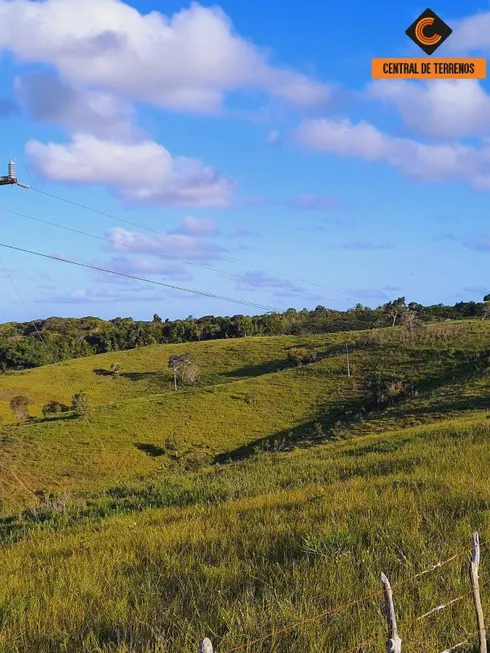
[27,185,361,302]
[0,242,283,312]
[0,205,352,306]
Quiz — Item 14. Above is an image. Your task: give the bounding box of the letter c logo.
[415,17,441,45]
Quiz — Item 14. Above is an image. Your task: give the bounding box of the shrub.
[182,362,199,386]
[244,393,257,406]
[109,362,122,377]
[42,401,69,417]
[71,392,89,417]
[10,395,29,421]
[287,347,317,367]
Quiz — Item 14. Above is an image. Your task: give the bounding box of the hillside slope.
[1,321,490,514]
[0,416,489,652]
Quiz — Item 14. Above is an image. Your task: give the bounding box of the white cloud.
[368,79,490,139]
[15,72,136,139]
[26,133,235,207]
[173,216,220,237]
[449,11,490,52]
[0,0,331,114]
[295,117,490,190]
[105,226,225,261]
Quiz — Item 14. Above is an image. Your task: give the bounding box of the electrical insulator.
[8,161,15,179]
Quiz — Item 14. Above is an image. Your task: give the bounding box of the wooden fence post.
[381,572,402,653]
[199,637,213,653]
[470,532,487,653]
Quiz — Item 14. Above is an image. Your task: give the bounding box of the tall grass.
[0,417,489,652]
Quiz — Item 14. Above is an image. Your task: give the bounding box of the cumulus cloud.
[0,0,331,114]
[295,117,490,190]
[289,194,337,210]
[26,133,235,207]
[172,216,220,237]
[105,226,225,261]
[449,11,490,52]
[368,79,490,139]
[15,72,136,139]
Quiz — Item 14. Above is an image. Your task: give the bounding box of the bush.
[109,362,122,377]
[287,347,317,367]
[362,372,412,409]
[10,395,29,421]
[71,392,89,417]
[182,362,199,385]
[42,401,69,417]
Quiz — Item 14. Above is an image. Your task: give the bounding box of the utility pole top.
[0,160,17,186]
[0,160,29,189]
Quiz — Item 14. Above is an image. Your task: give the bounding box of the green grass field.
[1,321,490,651]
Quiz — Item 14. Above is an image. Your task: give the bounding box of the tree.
[72,392,89,417]
[384,297,406,327]
[402,309,420,335]
[168,353,191,390]
[10,395,29,421]
[482,302,490,322]
[152,314,163,323]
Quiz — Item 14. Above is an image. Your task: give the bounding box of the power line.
[0,242,283,313]
[27,185,360,303]
[0,205,352,306]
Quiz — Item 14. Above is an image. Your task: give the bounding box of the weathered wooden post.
[470,532,487,653]
[381,572,402,653]
[199,637,213,653]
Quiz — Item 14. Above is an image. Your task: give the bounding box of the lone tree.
[10,395,29,421]
[482,296,490,321]
[401,309,420,335]
[72,392,89,417]
[168,353,192,391]
[384,297,406,327]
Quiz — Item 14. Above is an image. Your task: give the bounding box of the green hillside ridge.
[1,321,490,515]
[1,319,490,651]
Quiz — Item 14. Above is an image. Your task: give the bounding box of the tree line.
[0,297,488,372]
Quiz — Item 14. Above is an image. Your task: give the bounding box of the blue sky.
[1,0,490,322]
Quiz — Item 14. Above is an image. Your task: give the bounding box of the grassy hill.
[1,320,490,651]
